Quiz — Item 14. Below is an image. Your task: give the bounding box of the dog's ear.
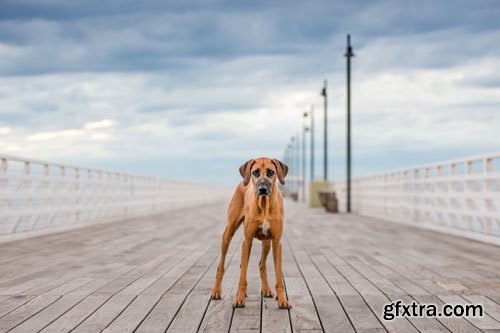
[239,159,256,186]
[272,159,288,185]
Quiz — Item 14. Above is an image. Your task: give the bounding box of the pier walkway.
[1,201,499,332]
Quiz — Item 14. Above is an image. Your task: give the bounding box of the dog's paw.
[233,293,246,308]
[276,291,291,309]
[277,299,292,309]
[210,287,222,300]
[261,288,274,298]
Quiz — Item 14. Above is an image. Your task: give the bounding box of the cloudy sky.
[0,0,499,185]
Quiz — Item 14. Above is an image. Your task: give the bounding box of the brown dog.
[210,157,291,309]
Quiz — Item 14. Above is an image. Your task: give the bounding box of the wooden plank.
[365,253,453,296]
[145,252,217,332]
[0,209,211,293]
[278,276,320,329]
[39,294,110,332]
[66,264,137,297]
[0,295,36,318]
[337,295,386,332]
[285,204,452,332]
[345,214,500,299]
[230,293,260,332]
[307,234,419,332]
[135,244,219,332]
[0,295,60,331]
[9,206,224,327]
[288,229,356,332]
[261,296,291,333]
[303,252,358,297]
[347,241,491,332]
[0,227,153,288]
[342,257,408,297]
[262,253,292,333]
[0,231,176,294]
[101,295,161,333]
[9,295,84,333]
[312,295,357,333]
[229,241,262,332]
[134,294,185,333]
[71,294,136,332]
[198,298,234,333]
[68,206,224,332]
[197,233,242,332]
[101,245,215,332]
[285,232,351,332]
[167,294,212,332]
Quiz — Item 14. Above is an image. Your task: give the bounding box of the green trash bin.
[309,181,331,207]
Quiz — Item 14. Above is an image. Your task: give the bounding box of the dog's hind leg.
[211,215,243,300]
[259,239,273,297]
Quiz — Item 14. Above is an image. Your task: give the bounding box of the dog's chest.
[259,220,270,236]
[254,220,272,240]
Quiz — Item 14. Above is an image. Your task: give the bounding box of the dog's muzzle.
[257,184,271,196]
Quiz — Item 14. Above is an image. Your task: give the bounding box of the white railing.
[0,154,229,239]
[334,152,500,244]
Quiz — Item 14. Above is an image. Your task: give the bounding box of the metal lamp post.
[284,146,290,195]
[295,132,301,201]
[344,34,355,213]
[288,140,294,196]
[304,106,314,181]
[302,124,309,202]
[309,105,314,181]
[320,80,328,181]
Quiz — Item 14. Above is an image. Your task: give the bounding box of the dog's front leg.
[260,239,273,298]
[233,236,253,308]
[272,239,291,309]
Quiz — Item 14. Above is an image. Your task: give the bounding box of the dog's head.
[239,157,288,196]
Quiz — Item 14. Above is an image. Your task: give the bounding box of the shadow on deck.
[0,201,499,332]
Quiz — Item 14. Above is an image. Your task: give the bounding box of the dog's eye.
[252,170,260,177]
[267,170,274,177]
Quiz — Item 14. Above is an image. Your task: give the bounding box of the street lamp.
[344,34,355,213]
[295,132,300,201]
[289,138,295,197]
[320,80,328,181]
[283,146,290,195]
[304,105,314,181]
[302,124,309,202]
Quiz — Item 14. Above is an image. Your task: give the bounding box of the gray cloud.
[0,0,499,184]
[2,1,498,75]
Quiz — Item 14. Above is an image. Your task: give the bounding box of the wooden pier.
[0,201,499,332]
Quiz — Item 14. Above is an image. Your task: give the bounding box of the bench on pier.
[318,189,338,212]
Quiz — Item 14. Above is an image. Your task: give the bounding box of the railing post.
[0,158,8,234]
[75,167,80,225]
[484,158,492,193]
[42,163,50,228]
[16,161,32,233]
[0,158,7,191]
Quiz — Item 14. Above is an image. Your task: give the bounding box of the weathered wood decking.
[0,201,499,332]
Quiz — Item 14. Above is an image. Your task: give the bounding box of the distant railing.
[334,152,500,244]
[0,154,229,239]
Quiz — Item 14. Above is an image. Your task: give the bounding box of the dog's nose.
[258,186,269,195]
